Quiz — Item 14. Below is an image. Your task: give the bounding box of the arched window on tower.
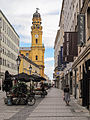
[36,39,38,44]
[36,55,38,60]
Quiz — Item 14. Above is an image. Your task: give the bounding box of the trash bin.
[7,96,12,106]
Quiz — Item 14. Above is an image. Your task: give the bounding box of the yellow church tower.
[30,8,45,77]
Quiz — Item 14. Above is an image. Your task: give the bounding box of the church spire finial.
[36,8,39,12]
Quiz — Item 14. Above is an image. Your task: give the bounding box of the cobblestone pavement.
[0,91,44,120]
[26,88,90,120]
[0,91,25,120]
[0,88,90,120]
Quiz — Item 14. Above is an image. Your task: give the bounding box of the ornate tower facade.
[30,9,45,77]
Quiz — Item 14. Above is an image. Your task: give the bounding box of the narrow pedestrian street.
[26,88,90,120]
[0,88,90,120]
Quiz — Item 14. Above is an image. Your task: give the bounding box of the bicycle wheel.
[4,98,7,104]
[27,97,36,106]
[41,93,45,98]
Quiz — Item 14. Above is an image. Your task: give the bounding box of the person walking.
[63,85,70,106]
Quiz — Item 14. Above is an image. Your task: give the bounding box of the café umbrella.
[31,74,46,82]
[12,72,34,82]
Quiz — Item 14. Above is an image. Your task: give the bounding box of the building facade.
[72,0,90,109]
[20,9,45,77]
[54,0,90,110]
[54,0,64,88]
[0,10,19,90]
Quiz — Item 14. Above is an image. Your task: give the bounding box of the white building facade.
[0,10,19,90]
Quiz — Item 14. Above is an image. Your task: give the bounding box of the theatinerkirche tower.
[30,8,45,77]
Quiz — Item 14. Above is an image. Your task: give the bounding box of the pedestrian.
[3,71,12,95]
[40,82,45,92]
[63,85,70,106]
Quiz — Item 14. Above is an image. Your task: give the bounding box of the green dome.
[33,9,41,18]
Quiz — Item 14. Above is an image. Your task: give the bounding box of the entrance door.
[87,70,90,109]
[82,60,90,109]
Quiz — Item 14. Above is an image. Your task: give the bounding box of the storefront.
[72,45,90,109]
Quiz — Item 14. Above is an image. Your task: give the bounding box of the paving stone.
[26,88,90,120]
[0,88,90,120]
[26,117,89,120]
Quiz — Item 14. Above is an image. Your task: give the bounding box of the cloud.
[44,61,54,80]
[45,10,59,16]
[0,0,63,79]
[44,56,54,79]
[45,57,54,62]
[0,0,61,48]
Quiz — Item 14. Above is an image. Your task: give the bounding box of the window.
[36,39,38,44]
[3,58,4,66]
[26,53,29,57]
[5,59,6,66]
[35,71,37,73]
[67,42,69,55]
[2,47,4,54]
[0,34,2,40]
[0,57,2,65]
[36,55,38,60]
[0,18,2,28]
[34,25,35,29]
[79,66,81,79]
[3,20,4,31]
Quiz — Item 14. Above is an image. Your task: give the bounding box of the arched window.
[36,55,38,60]
[36,39,38,44]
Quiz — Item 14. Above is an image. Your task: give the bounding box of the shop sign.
[78,14,85,46]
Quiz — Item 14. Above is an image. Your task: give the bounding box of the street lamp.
[16,55,21,74]
[29,65,32,92]
[29,65,32,75]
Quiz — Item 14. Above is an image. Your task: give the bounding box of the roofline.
[59,0,64,26]
[20,47,31,51]
[0,10,19,38]
[54,29,60,49]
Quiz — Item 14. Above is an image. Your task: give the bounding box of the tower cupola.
[33,8,41,18]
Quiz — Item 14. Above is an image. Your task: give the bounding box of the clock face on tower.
[35,34,38,38]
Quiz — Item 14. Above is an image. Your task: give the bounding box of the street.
[0,88,90,120]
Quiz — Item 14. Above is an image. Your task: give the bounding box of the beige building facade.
[72,0,90,109]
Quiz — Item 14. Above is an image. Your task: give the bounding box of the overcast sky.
[0,0,62,79]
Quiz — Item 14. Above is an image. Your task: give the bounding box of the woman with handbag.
[63,85,70,106]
